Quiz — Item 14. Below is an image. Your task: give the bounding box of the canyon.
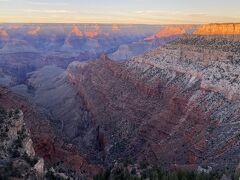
[0,23,240,178]
[0,24,184,86]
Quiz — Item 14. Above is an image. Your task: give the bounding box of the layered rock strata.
[21,33,240,172]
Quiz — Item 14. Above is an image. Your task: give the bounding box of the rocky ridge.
[65,34,240,170]
[132,35,240,100]
[144,25,194,41]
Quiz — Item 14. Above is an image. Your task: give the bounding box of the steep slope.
[124,35,240,169]
[0,103,99,179]
[0,106,44,179]
[66,35,240,170]
[134,35,240,100]
[25,32,240,171]
[20,65,101,164]
[0,87,100,178]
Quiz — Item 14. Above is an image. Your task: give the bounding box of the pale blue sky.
[0,0,240,24]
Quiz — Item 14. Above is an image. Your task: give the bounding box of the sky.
[0,0,240,24]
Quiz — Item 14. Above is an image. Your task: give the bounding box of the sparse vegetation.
[94,163,239,180]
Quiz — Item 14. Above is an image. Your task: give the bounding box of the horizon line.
[1,22,239,25]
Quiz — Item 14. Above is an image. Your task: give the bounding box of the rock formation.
[71,25,84,37]
[0,87,101,178]
[0,106,42,179]
[144,25,194,41]
[64,44,240,170]
[0,29,8,38]
[27,26,41,36]
[194,23,240,35]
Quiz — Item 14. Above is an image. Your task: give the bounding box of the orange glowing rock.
[71,25,84,37]
[9,24,22,29]
[112,24,119,31]
[0,29,8,38]
[85,25,101,38]
[85,31,99,38]
[28,26,41,36]
[194,23,240,35]
[144,26,190,41]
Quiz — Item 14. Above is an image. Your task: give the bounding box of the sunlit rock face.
[71,25,84,37]
[144,25,194,41]
[194,23,240,35]
[112,24,119,32]
[27,26,41,36]
[85,25,101,38]
[0,29,9,38]
[70,24,108,38]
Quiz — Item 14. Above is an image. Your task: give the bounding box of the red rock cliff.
[194,23,240,35]
[144,25,193,41]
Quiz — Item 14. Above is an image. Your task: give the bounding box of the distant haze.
[0,0,240,24]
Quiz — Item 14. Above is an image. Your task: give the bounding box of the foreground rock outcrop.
[0,107,42,179]
[0,105,99,179]
[0,87,101,178]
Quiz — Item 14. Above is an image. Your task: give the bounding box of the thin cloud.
[26,0,68,6]
[23,9,74,14]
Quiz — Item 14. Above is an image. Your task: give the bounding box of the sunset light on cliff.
[27,26,41,36]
